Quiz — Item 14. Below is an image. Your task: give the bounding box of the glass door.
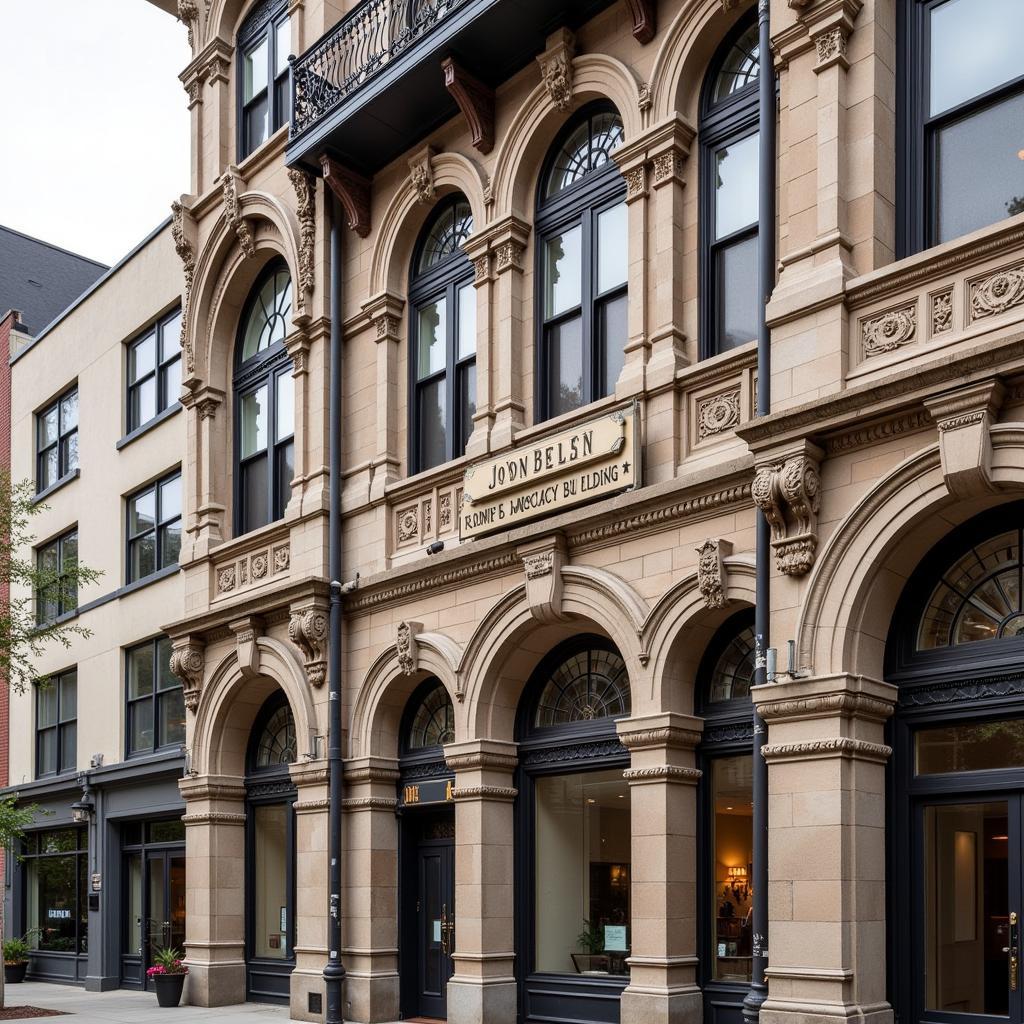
[916,795,1023,1024]
[142,851,188,990]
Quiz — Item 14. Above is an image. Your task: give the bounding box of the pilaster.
[361,292,406,500]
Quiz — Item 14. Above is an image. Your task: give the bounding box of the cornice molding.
[761,737,892,764]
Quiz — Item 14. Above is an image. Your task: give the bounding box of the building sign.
[460,404,640,539]
[400,778,455,807]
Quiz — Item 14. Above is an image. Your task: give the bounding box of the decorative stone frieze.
[220,167,255,258]
[341,796,399,813]
[169,637,206,712]
[444,744,519,774]
[695,538,733,610]
[697,389,741,438]
[761,737,893,764]
[287,168,316,302]
[824,409,933,455]
[861,303,917,357]
[518,535,567,624]
[408,145,436,205]
[450,785,518,802]
[752,441,824,576]
[969,261,1024,322]
[396,621,422,676]
[756,691,894,724]
[288,605,328,687]
[931,289,953,335]
[170,198,197,375]
[622,765,702,784]
[536,29,575,113]
[214,540,291,596]
[181,811,246,826]
[617,714,703,752]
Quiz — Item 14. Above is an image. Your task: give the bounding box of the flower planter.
[152,972,186,1008]
[4,961,28,984]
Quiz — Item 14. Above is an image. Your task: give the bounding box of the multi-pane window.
[127,470,182,584]
[35,529,78,625]
[127,308,182,433]
[700,20,760,357]
[902,0,1024,251]
[36,669,76,777]
[239,0,290,159]
[409,197,477,473]
[24,828,89,955]
[126,638,185,756]
[235,261,295,534]
[536,105,627,420]
[36,387,78,493]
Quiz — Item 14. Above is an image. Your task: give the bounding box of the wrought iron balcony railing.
[291,0,472,140]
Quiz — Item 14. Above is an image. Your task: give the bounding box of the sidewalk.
[1,983,289,1024]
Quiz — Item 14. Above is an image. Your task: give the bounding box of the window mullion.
[447,281,458,462]
[582,209,595,404]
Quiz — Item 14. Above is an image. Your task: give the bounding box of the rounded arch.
[797,426,1024,679]
[190,636,316,777]
[368,153,487,298]
[207,0,277,49]
[489,53,642,221]
[349,631,462,760]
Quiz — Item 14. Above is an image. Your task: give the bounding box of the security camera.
[426,540,445,555]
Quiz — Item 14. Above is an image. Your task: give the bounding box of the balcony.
[286,0,622,174]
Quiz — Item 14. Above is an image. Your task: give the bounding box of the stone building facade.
[154,2,1024,1024]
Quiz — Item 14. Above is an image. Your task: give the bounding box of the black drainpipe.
[324,194,347,1024]
[743,1,775,1023]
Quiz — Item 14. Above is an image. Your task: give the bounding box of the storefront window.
[916,716,1024,774]
[253,803,289,959]
[25,827,88,954]
[710,756,753,982]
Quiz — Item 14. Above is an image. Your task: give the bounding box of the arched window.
[253,700,297,769]
[699,19,760,358]
[706,616,756,705]
[536,104,628,421]
[402,678,455,752]
[234,261,295,535]
[534,646,630,727]
[900,0,1024,254]
[238,0,291,159]
[409,196,476,473]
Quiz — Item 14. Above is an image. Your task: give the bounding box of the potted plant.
[3,935,32,984]
[147,947,188,1007]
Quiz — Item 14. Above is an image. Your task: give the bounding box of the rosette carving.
[970,264,1024,321]
[861,305,917,357]
[289,607,328,687]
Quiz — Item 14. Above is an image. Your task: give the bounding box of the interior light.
[993,834,1009,840]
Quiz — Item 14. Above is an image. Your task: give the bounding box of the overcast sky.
[0,1,192,266]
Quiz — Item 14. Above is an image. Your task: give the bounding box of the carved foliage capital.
[752,444,823,576]
[170,637,206,712]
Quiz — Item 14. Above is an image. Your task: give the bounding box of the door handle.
[1010,911,1019,992]
[440,904,448,956]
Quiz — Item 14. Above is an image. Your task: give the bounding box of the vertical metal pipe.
[324,193,346,1024]
[743,2,774,1022]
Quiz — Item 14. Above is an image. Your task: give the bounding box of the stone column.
[617,714,703,1024]
[445,740,519,1024]
[753,674,896,1024]
[290,760,329,1022]
[180,775,247,1007]
[342,757,401,1024]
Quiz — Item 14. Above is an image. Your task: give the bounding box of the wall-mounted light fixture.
[71,778,94,824]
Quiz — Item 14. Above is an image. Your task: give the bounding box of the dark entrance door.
[414,812,456,1019]
[142,851,187,990]
[913,794,1022,1024]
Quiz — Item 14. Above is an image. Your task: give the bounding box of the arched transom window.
[255,701,297,768]
[406,679,455,750]
[707,620,756,704]
[534,646,631,727]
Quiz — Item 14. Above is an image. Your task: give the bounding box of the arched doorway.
[245,692,297,1003]
[397,678,456,1020]
[515,637,632,1024]
[888,503,1024,1024]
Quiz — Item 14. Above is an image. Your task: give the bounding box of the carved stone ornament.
[696,538,733,610]
[289,607,328,687]
[169,639,205,712]
[221,169,255,258]
[287,168,316,301]
[321,155,372,238]
[624,164,647,202]
[442,57,495,155]
[519,537,566,624]
[814,27,849,70]
[218,566,236,592]
[177,0,199,47]
[397,507,419,543]
[408,146,436,205]
[932,289,953,335]
[752,443,823,576]
[861,304,917,357]
[970,263,1024,322]
[170,200,196,375]
[396,621,422,676]
[697,389,741,439]
[537,29,575,113]
[638,82,652,112]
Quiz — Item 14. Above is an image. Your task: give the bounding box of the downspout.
[324,194,347,1024]
[742,2,775,1023]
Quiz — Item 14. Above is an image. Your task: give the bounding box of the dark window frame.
[698,15,760,360]
[126,468,182,585]
[126,307,183,435]
[399,676,456,759]
[233,260,295,537]
[534,102,628,423]
[35,385,78,495]
[35,528,78,625]
[125,636,185,759]
[897,0,1024,256]
[407,195,477,475]
[236,0,291,161]
[21,826,89,957]
[35,668,77,779]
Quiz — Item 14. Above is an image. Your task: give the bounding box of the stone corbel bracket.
[518,535,567,624]
[221,166,255,258]
[169,636,206,713]
[537,28,575,113]
[623,0,656,44]
[696,538,733,610]
[924,378,1005,499]
[289,601,329,687]
[408,145,438,205]
[397,620,423,676]
[752,440,824,576]
[441,57,494,155]
[321,155,372,238]
[230,615,264,679]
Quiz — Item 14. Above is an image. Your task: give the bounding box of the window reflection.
[916,717,1024,775]
[711,756,753,982]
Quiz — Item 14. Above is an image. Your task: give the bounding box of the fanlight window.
[712,23,760,104]
[417,200,473,273]
[918,529,1024,650]
[256,703,297,768]
[534,647,630,727]
[241,265,292,361]
[407,681,455,750]
[707,624,755,704]
[543,110,625,199]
